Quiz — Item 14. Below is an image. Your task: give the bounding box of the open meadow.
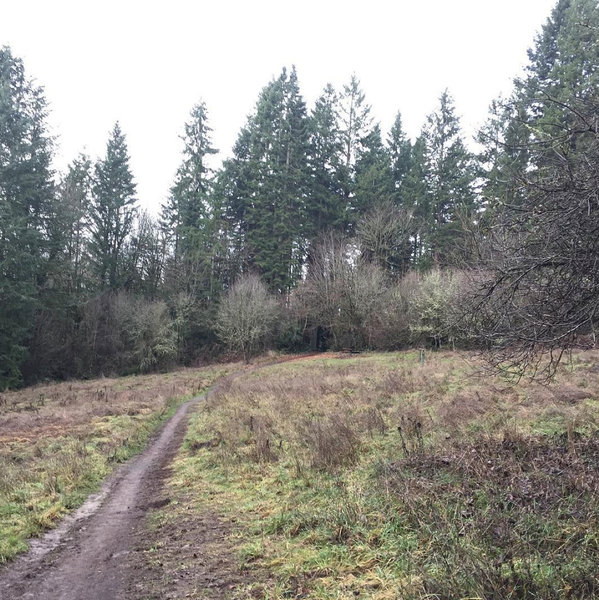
[137,350,599,599]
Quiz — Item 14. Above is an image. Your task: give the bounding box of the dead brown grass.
[198,350,599,474]
[0,367,233,442]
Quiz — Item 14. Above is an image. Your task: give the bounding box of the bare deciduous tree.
[357,200,414,275]
[216,274,278,362]
[471,97,599,377]
[295,233,395,350]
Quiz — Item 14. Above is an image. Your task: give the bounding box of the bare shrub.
[388,431,599,599]
[357,199,414,275]
[216,274,278,363]
[437,390,492,430]
[248,415,278,463]
[356,407,387,438]
[74,292,177,376]
[294,233,397,350]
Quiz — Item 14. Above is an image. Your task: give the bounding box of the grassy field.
[0,364,231,563]
[152,350,599,599]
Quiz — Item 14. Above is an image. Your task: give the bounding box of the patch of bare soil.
[124,488,254,599]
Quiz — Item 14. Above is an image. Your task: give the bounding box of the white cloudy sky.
[1,0,556,213]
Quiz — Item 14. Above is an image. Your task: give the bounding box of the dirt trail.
[0,386,211,600]
[0,355,325,600]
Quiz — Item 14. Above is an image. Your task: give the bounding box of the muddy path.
[0,387,203,600]
[0,355,323,600]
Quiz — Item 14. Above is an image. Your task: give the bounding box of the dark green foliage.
[22,155,93,381]
[159,102,223,363]
[479,0,599,212]
[161,101,218,261]
[219,67,311,293]
[400,134,431,267]
[306,84,346,235]
[424,90,477,265]
[387,111,412,193]
[523,0,599,106]
[338,75,374,222]
[0,47,54,387]
[89,122,137,290]
[353,124,395,216]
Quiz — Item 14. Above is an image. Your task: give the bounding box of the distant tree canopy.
[0,0,597,386]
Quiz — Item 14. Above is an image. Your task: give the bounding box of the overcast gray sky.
[1,0,556,213]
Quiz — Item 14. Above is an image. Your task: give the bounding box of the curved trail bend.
[0,356,322,600]
[0,356,267,599]
[0,387,203,600]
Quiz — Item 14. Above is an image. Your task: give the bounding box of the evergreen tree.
[476,97,529,213]
[161,101,221,307]
[338,74,373,220]
[339,74,373,172]
[353,124,395,215]
[424,90,476,264]
[219,67,311,293]
[387,111,412,194]
[24,155,93,381]
[401,134,431,267]
[306,84,346,236]
[53,155,93,295]
[478,0,599,212]
[89,123,137,290]
[213,126,254,287]
[0,47,54,387]
[161,101,218,262]
[523,0,598,108]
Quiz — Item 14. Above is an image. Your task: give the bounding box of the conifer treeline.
[170,72,478,296]
[0,0,596,386]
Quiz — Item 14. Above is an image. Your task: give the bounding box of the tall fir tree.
[24,155,93,381]
[219,67,311,293]
[161,102,217,260]
[478,0,599,212]
[53,155,93,296]
[401,133,431,267]
[89,123,137,290]
[306,84,346,236]
[0,47,54,387]
[387,111,412,195]
[161,101,219,298]
[338,74,373,222]
[424,90,476,265]
[353,124,395,215]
